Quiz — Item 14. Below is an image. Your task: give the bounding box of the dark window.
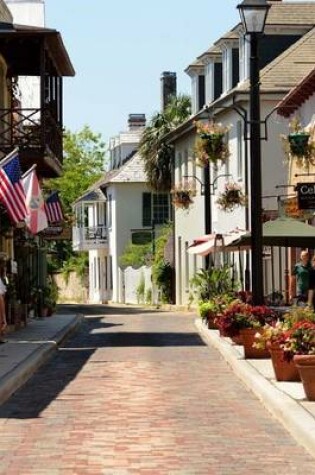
[142,193,152,227]
[198,75,205,110]
[153,193,169,224]
[214,63,222,100]
[232,49,239,88]
[142,192,170,226]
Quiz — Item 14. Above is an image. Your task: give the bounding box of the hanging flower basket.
[194,121,230,166]
[281,117,315,169]
[288,132,310,157]
[171,182,196,209]
[216,182,247,212]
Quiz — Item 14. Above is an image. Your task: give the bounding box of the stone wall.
[53,272,88,304]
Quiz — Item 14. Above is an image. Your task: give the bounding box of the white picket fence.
[120,265,158,305]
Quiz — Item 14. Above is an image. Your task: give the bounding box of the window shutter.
[142,192,152,227]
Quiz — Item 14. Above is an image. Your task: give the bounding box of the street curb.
[195,318,315,459]
[0,314,83,406]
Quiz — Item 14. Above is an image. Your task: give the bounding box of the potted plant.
[215,301,276,358]
[216,182,247,212]
[194,120,230,166]
[281,321,315,400]
[198,294,234,330]
[281,117,315,169]
[171,181,196,209]
[254,320,300,381]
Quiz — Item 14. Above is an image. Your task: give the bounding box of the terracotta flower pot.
[231,334,243,345]
[294,354,315,401]
[240,328,270,359]
[268,343,300,382]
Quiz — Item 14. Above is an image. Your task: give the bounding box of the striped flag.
[45,191,64,224]
[0,149,27,224]
[22,165,48,234]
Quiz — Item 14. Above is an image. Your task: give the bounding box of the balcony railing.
[0,107,63,163]
[72,226,108,252]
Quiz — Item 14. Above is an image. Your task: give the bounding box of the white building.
[72,114,171,304]
[167,1,315,306]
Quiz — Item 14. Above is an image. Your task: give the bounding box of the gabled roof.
[187,2,315,74]
[248,26,315,94]
[74,189,106,205]
[103,152,147,185]
[277,65,315,117]
[266,2,315,26]
[84,153,147,196]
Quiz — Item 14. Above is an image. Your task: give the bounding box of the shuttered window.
[142,192,152,227]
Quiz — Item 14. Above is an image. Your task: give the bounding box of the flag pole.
[0,147,19,168]
[21,163,37,179]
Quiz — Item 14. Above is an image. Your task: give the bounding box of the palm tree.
[139,94,191,192]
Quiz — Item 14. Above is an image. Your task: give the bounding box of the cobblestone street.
[0,305,314,474]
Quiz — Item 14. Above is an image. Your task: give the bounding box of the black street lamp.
[237,0,270,305]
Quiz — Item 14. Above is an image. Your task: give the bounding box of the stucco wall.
[53,272,88,304]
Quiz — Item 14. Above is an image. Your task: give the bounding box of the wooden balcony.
[0,107,63,177]
[72,226,109,252]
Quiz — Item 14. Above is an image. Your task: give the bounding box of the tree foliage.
[46,125,107,214]
[139,94,191,192]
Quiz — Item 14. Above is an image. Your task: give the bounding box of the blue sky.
[44,1,242,145]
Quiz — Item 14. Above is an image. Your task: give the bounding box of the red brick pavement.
[0,306,314,474]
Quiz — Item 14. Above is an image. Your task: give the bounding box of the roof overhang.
[0,22,75,76]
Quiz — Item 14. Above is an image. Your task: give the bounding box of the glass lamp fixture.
[237,0,270,34]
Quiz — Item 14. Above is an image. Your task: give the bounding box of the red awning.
[187,229,249,256]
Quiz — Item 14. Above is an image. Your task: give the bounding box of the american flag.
[0,149,27,224]
[45,191,64,224]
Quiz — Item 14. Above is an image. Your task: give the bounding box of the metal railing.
[0,107,63,162]
[72,226,108,251]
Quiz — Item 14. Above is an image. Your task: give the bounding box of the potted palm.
[194,120,230,166]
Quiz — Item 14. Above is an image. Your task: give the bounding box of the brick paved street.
[0,305,314,474]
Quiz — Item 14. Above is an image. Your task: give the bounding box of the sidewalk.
[196,318,315,459]
[0,313,82,405]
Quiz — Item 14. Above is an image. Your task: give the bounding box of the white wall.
[5,0,45,26]
[107,182,150,302]
[173,99,290,306]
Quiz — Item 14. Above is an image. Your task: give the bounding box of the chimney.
[160,71,177,111]
[128,114,146,131]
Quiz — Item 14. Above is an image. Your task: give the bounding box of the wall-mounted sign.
[296,183,315,210]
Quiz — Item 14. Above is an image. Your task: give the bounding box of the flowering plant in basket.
[216,182,247,212]
[281,117,315,169]
[171,181,196,209]
[194,120,230,167]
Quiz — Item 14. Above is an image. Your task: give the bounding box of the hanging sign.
[296,183,315,210]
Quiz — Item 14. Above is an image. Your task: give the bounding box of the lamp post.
[204,162,211,269]
[237,0,270,305]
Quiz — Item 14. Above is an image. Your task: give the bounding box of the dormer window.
[185,63,205,114]
[221,43,239,94]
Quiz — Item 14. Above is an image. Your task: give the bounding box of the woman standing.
[0,262,7,343]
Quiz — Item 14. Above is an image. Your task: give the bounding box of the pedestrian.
[289,250,312,304]
[307,255,315,308]
[0,267,7,343]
